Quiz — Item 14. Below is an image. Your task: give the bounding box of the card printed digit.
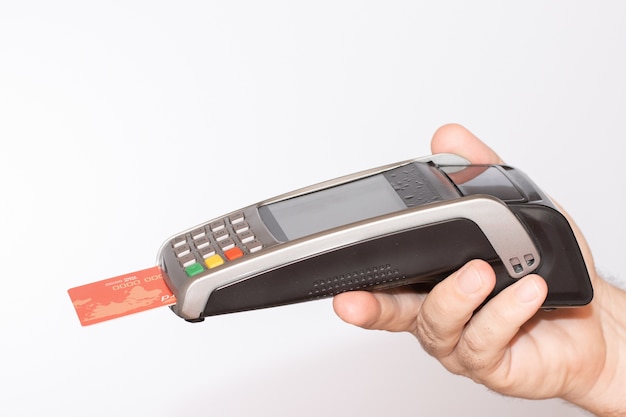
[68,266,176,326]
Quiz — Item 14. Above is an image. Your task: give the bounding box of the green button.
[184,262,204,277]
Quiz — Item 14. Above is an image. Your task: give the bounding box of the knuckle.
[414,309,455,358]
[453,327,505,380]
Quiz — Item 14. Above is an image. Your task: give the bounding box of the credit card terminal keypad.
[169,211,266,279]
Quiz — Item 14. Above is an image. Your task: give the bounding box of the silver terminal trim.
[175,194,540,320]
[259,153,469,206]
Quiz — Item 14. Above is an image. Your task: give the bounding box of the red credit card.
[68,266,176,326]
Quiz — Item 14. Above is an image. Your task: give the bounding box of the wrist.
[563,278,626,416]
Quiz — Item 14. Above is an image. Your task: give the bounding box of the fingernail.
[515,277,541,303]
[457,264,482,294]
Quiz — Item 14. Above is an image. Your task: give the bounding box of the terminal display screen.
[259,174,406,241]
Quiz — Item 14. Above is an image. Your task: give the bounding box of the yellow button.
[205,254,224,269]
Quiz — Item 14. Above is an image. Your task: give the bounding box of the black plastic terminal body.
[201,206,591,317]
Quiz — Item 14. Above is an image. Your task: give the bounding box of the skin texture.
[333,124,626,416]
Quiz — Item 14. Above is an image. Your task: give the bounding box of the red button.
[224,247,244,261]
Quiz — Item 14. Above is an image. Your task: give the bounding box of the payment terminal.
[157,154,593,322]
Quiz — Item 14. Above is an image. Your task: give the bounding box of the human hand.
[333,124,626,416]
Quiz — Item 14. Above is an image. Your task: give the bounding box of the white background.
[1,1,624,416]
